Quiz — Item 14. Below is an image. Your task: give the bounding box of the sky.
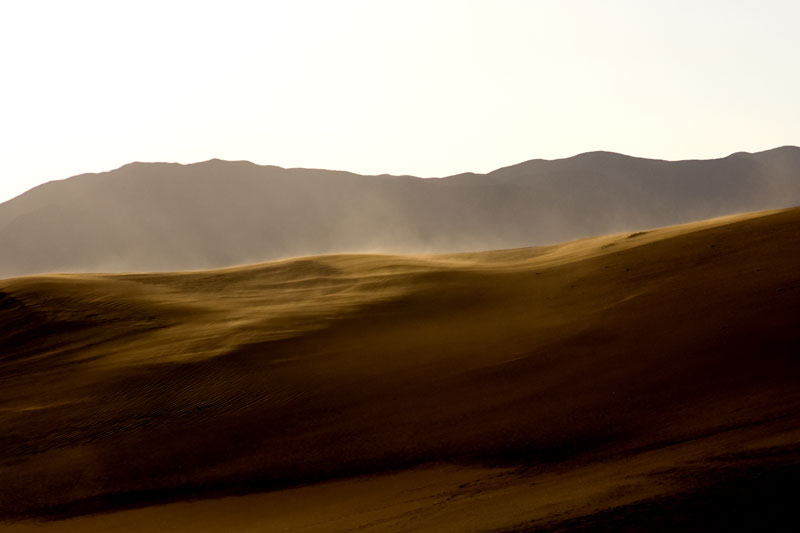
[2,0,799,204]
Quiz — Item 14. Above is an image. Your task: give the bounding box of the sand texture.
[1,208,799,531]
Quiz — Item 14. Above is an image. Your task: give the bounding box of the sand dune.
[1,207,799,531]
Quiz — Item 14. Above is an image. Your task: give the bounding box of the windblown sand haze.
[1,207,799,531]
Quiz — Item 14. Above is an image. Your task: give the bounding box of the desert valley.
[5,2,799,529]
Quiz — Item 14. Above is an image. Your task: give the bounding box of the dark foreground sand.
[1,208,799,531]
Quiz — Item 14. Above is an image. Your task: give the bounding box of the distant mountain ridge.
[1,146,799,278]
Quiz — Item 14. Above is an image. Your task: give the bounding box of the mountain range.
[1,146,799,278]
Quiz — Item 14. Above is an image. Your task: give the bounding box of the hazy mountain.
[1,146,798,278]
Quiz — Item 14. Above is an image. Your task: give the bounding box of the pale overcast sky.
[2,0,799,203]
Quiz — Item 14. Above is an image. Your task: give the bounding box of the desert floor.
[2,208,799,531]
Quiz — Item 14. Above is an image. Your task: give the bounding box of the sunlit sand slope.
[1,208,799,531]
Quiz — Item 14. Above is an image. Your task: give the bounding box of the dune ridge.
[1,207,799,531]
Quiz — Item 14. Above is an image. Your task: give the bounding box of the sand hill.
[1,147,799,278]
[1,207,799,531]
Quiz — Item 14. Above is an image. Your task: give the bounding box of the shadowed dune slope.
[1,207,799,531]
[1,146,799,277]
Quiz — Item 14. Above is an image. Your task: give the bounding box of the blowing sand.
[1,208,799,531]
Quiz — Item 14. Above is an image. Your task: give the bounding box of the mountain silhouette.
[1,147,798,278]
